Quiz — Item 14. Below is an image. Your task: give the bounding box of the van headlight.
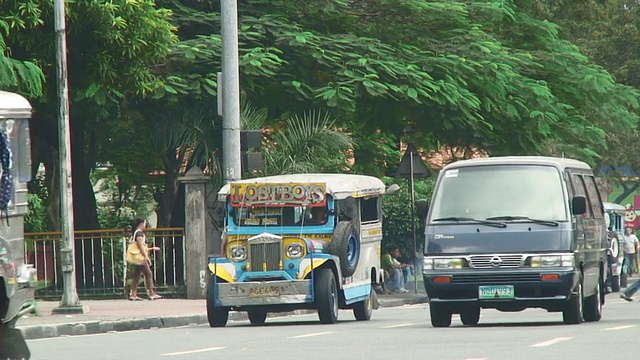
[229,245,247,262]
[530,255,574,268]
[423,258,465,271]
[286,242,305,259]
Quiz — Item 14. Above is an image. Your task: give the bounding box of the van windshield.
[429,164,568,223]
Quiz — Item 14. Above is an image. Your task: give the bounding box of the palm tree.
[243,109,353,177]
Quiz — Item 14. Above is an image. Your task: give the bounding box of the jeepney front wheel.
[315,268,339,324]
[206,274,229,327]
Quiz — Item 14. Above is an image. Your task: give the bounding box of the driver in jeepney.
[296,206,327,225]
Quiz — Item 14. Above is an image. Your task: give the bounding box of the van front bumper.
[424,269,579,310]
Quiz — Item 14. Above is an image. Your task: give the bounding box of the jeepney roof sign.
[229,182,327,207]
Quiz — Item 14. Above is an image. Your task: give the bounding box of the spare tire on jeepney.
[328,221,360,277]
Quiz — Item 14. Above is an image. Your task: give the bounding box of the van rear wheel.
[583,276,603,322]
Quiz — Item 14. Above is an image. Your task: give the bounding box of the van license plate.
[249,285,280,297]
[479,285,514,299]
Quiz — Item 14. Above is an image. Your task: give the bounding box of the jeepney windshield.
[429,164,568,222]
[227,182,330,227]
[231,205,328,227]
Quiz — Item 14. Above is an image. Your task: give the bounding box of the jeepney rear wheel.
[353,287,374,321]
[247,309,268,325]
[611,275,620,292]
[315,268,339,324]
[206,274,229,327]
[0,278,8,323]
[328,221,360,278]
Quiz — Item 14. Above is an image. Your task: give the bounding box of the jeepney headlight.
[530,255,574,268]
[229,245,247,262]
[286,242,305,259]
[423,258,464,271]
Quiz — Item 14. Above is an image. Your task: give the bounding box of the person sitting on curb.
[381,246,412,293]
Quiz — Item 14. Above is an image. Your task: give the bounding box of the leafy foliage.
[381,176,436,261]
[0,1,45,96]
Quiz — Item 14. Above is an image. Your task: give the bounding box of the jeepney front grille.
[249,242,282,271]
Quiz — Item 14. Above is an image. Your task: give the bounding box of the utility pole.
[52,0,84,314]
[220,0,242,183]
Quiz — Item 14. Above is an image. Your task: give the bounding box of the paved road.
[23,293,639,360]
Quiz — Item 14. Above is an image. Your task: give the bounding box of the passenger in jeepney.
[308,206,328,224]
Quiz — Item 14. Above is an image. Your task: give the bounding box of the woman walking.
[126,218,162,300]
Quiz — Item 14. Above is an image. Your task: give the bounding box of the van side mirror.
[572,196,587,215]
[416,199,429,219]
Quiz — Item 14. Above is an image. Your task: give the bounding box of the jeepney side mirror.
[572,195,587,215]
[416,199,429,219]
[385,184,400,195]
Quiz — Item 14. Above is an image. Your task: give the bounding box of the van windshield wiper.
[485,215,559,227]
[431,217,507,228]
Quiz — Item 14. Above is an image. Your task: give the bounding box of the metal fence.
[24,228,186,299]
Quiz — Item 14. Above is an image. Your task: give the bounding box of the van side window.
[584,175,604,218]
[360,197,379,223]
[572,174,592,217]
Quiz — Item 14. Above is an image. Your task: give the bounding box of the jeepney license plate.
[249,285,280,297]
[479,285,514,299]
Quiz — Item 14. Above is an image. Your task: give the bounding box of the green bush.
[25,193,48,233]
[381,176,436,262]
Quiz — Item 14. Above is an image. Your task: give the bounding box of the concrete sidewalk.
[16,291,428,340]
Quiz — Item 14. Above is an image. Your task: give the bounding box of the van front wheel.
[429,303,452,328]
[562,281,583,325]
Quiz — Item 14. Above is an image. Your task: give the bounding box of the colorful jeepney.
[206,174,395,327]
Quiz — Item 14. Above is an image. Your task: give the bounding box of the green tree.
[2,0,176,230]
[0,3,44,97]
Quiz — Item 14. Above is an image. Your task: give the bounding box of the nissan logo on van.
[490,256,503,267]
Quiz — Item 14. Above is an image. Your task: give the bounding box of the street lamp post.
[52,0,84,314]
[220,0,242,183]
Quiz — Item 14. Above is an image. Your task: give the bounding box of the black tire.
[315,268,339,324]
[583,276,603,322]
[429,303,452,328]
[353,288,374,321]
[206,274,229,327]
[611,275,621,292]
[328,221,360,277]
[460,307,481,326]
[562,281,583,325]
[247,309,268,325]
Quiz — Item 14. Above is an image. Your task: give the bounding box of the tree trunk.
[615,181,640,204]
[71,115,100,230]
[155,149,184,228]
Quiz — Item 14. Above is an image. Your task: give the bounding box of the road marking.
[287,331,335,339]
[530,337,573,347]
[160,347,225,356]
[604,325,636,331]
[379,323,415,328]
[464,358,488,360]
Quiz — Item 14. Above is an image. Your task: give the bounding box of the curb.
[17,297,428,340]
